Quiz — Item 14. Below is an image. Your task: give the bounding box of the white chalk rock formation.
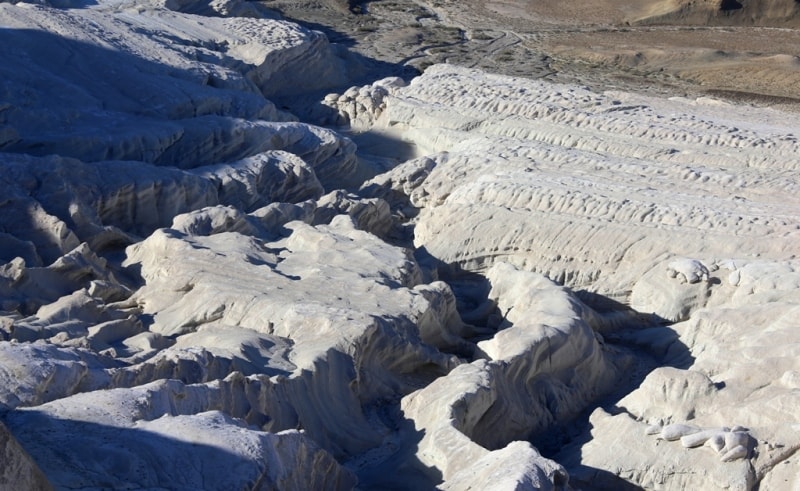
[0,144,356,267]
[353,64,800,489]
[566,409,759,490]
[0,2,365,189]
[567,258,800,489]
[1,0,799,485]
[1,211,467,487]
[372,64,800,303]
[0,0,418,487]
[397,263,623,488]
[191,150,325,211]
[442,441,569,491]
[5,396,356,490]
[319,77,408,129]
[0,342,112,411]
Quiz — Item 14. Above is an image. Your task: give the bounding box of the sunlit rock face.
[0,0,799,488]
[376,65,800,297]
[357,63,800,489]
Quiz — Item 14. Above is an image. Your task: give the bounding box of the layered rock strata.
[354,63,800,489]
[0,0,799,489]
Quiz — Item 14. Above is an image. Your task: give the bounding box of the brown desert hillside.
[266,0,800,108]
[631,0,800,26]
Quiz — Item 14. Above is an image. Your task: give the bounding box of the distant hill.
[630,0,800,27]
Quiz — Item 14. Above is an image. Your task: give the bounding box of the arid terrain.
[268,0,800,107]
[1,0,798,490]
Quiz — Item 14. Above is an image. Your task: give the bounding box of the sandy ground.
[264,0,800,109]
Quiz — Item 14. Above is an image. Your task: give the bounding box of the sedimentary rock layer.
[0,0,799,489]
[356,63,800,489]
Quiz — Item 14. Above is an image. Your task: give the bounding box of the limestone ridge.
[0,0,799,490]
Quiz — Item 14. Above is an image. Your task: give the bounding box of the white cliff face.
[0,0,799,489]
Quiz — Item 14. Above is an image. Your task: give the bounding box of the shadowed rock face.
[720,0,744,11]
[0,421,53,491]
[0,0,799,490]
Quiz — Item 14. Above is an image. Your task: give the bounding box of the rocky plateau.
[0,0,799,490]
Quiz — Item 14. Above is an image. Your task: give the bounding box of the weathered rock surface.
[1,0,799,489]
[355,63,800,489]
[385,263,624,488]
[6,401,357,491]
[372,64,800,301]
[0,0,392,487]
[0,1,365,190]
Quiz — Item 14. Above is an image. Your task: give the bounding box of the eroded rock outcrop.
[0,0,365,190]
[352,63,800,489]
[6,399,357,490]
[397,263,623,488]
[0,0,404,487]
[1,0,799,488]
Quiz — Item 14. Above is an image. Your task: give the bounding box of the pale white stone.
[706,433,726,453]
[681,429,721,448]
[442,441,568,491]
[723,431,750,453]
[667,258,710,284]
[720,444,749,462]
[660,423,701,441]
[644,424,662,435]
